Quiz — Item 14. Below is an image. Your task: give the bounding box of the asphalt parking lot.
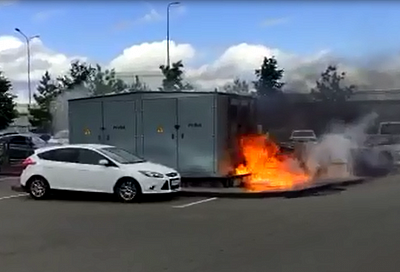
[1,175,400,272]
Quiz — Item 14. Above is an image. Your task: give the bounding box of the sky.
[1,0,400,103]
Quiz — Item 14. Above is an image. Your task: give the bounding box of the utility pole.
[15,28,40,109]
[166,1,180,67]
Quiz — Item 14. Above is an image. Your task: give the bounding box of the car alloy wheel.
[29,178,48,199]
[118,181,137,202]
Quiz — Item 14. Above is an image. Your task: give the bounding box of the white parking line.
[0,193,28,201]
[172,197,218,208]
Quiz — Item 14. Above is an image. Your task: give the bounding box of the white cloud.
[113,3,185,32]
[2,35,400,103]
[261,17,290,27]
[0,0,17,7]
[113,8,162,31]
[32,9,64,22]
[0,35,86,102]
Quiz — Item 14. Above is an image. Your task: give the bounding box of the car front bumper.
[141,176,181,194]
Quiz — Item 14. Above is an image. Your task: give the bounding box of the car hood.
[121,161,176,174]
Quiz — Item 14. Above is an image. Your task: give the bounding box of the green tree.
[253,56,284,96]
[311,65,358,123]
[128,75,150,92]
[57,60,95,92]
[0,72,17,130]
[29,71,59,132]
[90,64,128,96]
[159,60,193,91]
[223,78,250,94]
[311,65,356,103]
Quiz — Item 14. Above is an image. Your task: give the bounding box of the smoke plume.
[50,84,91,134]
[304,112,379,178]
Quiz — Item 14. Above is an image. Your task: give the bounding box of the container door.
[141,98,178,169]
[69,101,103,144]
[102,100,137,154]
[177,95,215,176]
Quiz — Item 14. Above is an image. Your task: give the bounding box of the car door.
[37,148,80,190]
[8,135,31,163]
[68,148,120,193]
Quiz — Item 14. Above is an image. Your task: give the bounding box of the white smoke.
[50,85,91,134]
[304,112,379,178]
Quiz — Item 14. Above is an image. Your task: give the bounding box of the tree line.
[0,56,356,132]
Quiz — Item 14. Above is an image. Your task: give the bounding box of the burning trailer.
[68,91,366,192]
[68,91,257,178]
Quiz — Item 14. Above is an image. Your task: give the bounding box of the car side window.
[78,149,109,165]
[38,148,79,163]
[9,136,28,145]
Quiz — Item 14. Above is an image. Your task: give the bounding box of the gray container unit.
[68,92,256,177]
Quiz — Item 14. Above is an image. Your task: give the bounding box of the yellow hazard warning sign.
[157,126,164,133]
[84,128,91,135]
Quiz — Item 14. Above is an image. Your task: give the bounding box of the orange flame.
[235,134,311,191]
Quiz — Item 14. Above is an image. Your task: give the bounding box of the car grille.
[166,172,178,178]
[170,178,180,190]
[161,178,180,190]
[161,181,169,190]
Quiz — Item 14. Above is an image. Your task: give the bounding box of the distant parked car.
[0,133,52,165]
[289,130,317,143]
[48,130,69,145]
[20,144,181,202]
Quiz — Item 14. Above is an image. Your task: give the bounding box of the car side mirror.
[99,159,109,166]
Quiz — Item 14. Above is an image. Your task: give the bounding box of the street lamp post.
[14,28,40,109]
[166,1,180,67]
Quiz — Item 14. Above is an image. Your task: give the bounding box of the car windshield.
[99,147,145,164]
[31,136,46,146]
[292,131,315,137]
[379,123,400,135]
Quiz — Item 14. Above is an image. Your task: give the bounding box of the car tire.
[115,179,141,203]
[28,176,50,200]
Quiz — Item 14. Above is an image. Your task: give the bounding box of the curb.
[10,177,369,198]
[179,177,367,199]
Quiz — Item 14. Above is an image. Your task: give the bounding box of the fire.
[235,134,311,191]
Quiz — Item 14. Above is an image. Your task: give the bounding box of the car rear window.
[292,131,315,137]
[38,148,79,163]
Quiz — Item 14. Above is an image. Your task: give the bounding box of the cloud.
[32,9,64,22]
[0,0,17,7]
[113,8,162,31]
[261,17,290,27]
[113,3,186,32]
[0,35,86,102]
[2,35,400,103]
[174,5,187,16]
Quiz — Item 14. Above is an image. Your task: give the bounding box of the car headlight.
[139,171,164,178]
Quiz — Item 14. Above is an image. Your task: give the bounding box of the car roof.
[292,129,314,132]
[0,133,41,138]
[35,144,114,154]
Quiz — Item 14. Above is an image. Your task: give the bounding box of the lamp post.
[166,1,180,67]
[15,28,40,109]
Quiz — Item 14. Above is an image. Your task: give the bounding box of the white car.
[20,144,181,202]
[47,130,69,145]
[290,130,317,142]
